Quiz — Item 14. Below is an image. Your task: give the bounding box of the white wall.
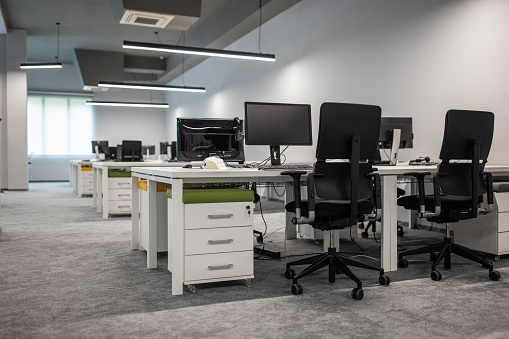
[165,0,509,165]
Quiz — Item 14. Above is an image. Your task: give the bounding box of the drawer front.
[185,226,253,255]
[81,172,93,179]
[109,188,131,201]
[108,201,132,213]
[82,178,93,186]
[496,192,509,212]
[185,251,253,282]
[82,185,93,194]
[498,212,509,233]
[185,202,254,230]
[109,177,132,189]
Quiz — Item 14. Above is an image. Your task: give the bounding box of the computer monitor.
[108,146,117,160]
[176,118,244,162]
[244,102,312,165]
[142,145,155,157]
[378,117,413,165]
[121,140,142,162]
[160,141,177,160]
[91,140,109,159]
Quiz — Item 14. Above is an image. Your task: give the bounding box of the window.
[27,94,93,155]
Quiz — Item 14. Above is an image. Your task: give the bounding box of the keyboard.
[258,164,313,170]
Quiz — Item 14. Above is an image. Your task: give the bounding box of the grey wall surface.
[165,0,509,165]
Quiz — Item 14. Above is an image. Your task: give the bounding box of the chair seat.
[398,195,475,223]
[285,200,374,229]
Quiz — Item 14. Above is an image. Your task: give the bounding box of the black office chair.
[282,102,390,300]
[397,109,500,281]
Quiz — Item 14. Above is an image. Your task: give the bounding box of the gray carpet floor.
[1,182,509,338]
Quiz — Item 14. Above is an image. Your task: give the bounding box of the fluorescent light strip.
[98,81,206,93]
[123,41,275,62]
[85,101,169,108]
[20,62,63,69]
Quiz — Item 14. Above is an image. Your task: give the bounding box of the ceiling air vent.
[120,10,175,28]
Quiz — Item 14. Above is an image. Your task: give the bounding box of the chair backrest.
[438,110,494,217]
[314,103,381,224]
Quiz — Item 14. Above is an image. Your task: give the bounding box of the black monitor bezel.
[379,117,413,149]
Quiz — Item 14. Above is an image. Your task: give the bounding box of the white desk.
[69,160,93,196]
[92,161,190,219]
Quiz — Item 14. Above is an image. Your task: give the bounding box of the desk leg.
[381,175,398,271]
[285,182,297,240]
[131,175,140,251]
[101,169,108,219]
[168,179,184,295]
[92,168,97,208]
[147,180,158,268]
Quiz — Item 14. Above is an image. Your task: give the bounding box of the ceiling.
[0,0,300,90]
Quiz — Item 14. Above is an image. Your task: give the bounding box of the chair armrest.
[402,171,441,218]
[366,172,381,221]
[280,170,310,224]
[481,171,494,213]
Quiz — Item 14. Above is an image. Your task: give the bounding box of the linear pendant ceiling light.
[85,101,169,108]
[98,81,206,93]
[122,41,275,62]
[21,23,63,69]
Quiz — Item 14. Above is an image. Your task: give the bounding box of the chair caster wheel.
[285,269,296,279]
[185,284,196,293]
[489,270,501,281]
[398,259,409,268]
[379,275,390,286]
[291,283,303,295]
[351,288,364,300]
[361,231,369,238]
[431,270,442,281]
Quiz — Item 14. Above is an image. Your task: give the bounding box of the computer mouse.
[182,164,193,168]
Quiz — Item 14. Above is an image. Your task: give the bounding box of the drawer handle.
[118,183,130,186]
[207,214,233,219]
[208,264,233,270]
[118,194,130,197]
[208,239,234,245]
[118,205,130,208]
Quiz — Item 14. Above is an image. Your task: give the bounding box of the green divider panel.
[166,187,255,204]
[108,171,132,178]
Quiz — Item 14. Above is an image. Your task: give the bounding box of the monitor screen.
[121,140,142,162]
[244,102,312,146]
[91,140,109,155]
[160,141,177,160]
[176,118,244,162]
[107,146,117,160]
[142,145,155,155]
[379,117,413,149]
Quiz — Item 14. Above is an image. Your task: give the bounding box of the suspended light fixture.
[85,101,169,108]
[122,41,275,62]
[98,81,206,93]
[20,22,63,69]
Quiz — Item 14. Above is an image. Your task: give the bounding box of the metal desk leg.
[147,179,158,268]
[168,179,184,295]
[131,175,140,251]
[381,175,398,271]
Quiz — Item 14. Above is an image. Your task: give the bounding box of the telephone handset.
[202,156,227,169]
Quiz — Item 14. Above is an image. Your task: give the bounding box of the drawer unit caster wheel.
[285,269,296,279]
[185,284,196,293]
[489,270,501,281]
[430,270,442,281]
[398,259,409,268]
[351,288,364,300]
[291,283,303,295]
[379,275,390,286]
[244,279,253,287]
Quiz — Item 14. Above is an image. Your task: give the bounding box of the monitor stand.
[389,128,401,165]
[270,145,281,165]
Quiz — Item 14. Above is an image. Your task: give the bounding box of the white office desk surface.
[92,161,190,219]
